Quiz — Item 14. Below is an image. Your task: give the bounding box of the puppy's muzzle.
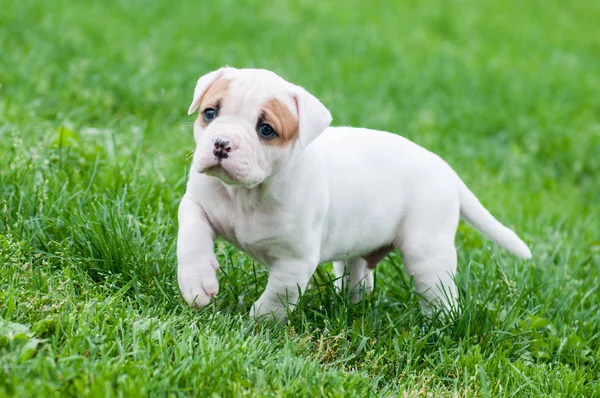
[213,138,232,160]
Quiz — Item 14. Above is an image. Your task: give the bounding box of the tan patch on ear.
[198,78,231,127]
[262,98,299,147]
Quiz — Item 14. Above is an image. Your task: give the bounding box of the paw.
[351,279,374,303]
[249,299,287,324]
[178,259,220,308]
[350,289,364,304]
[333,275,348,293]
[419,287,459,319]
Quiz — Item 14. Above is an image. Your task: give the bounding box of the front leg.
[250,259,317,322]
[177,194,220,308]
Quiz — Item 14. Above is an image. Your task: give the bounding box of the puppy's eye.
[202,108,218,123]
[257,123,277,140]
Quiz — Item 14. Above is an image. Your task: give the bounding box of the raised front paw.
[178,259,220,308]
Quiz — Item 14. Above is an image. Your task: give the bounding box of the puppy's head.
[187,67,332,187]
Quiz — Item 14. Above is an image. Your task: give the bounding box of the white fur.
[177,67,531,320]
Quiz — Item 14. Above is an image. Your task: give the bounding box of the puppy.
[177,67,531,320]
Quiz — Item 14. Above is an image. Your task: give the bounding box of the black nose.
[213,139,232,160]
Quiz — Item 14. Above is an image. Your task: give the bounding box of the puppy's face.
[187,68,332,187]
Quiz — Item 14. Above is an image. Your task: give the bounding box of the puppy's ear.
[294,86,332,149]
[187,68,230,115]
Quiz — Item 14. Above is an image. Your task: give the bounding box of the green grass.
[1,0,599,396]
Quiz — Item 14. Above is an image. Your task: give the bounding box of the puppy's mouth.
[198,163,239,185]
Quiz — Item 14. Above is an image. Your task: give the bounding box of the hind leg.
[397,190,460,314]
[399,238,458,313]
[333,258,374,303]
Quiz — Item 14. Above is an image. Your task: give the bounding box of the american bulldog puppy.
[177,67,531,320]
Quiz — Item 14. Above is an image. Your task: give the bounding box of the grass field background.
[1,0,599,396]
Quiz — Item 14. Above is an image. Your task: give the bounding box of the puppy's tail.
[458,180,532,259]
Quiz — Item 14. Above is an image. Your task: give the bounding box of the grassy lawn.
[1,0,599,396]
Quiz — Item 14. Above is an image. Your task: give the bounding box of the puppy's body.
[177,67,531,319]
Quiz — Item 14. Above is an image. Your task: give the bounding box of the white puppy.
[177,67,531,320]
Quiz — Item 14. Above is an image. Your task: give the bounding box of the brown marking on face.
[198,78,231,127]
[261,98,299,147]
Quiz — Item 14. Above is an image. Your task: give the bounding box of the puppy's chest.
[207,204,300,264]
